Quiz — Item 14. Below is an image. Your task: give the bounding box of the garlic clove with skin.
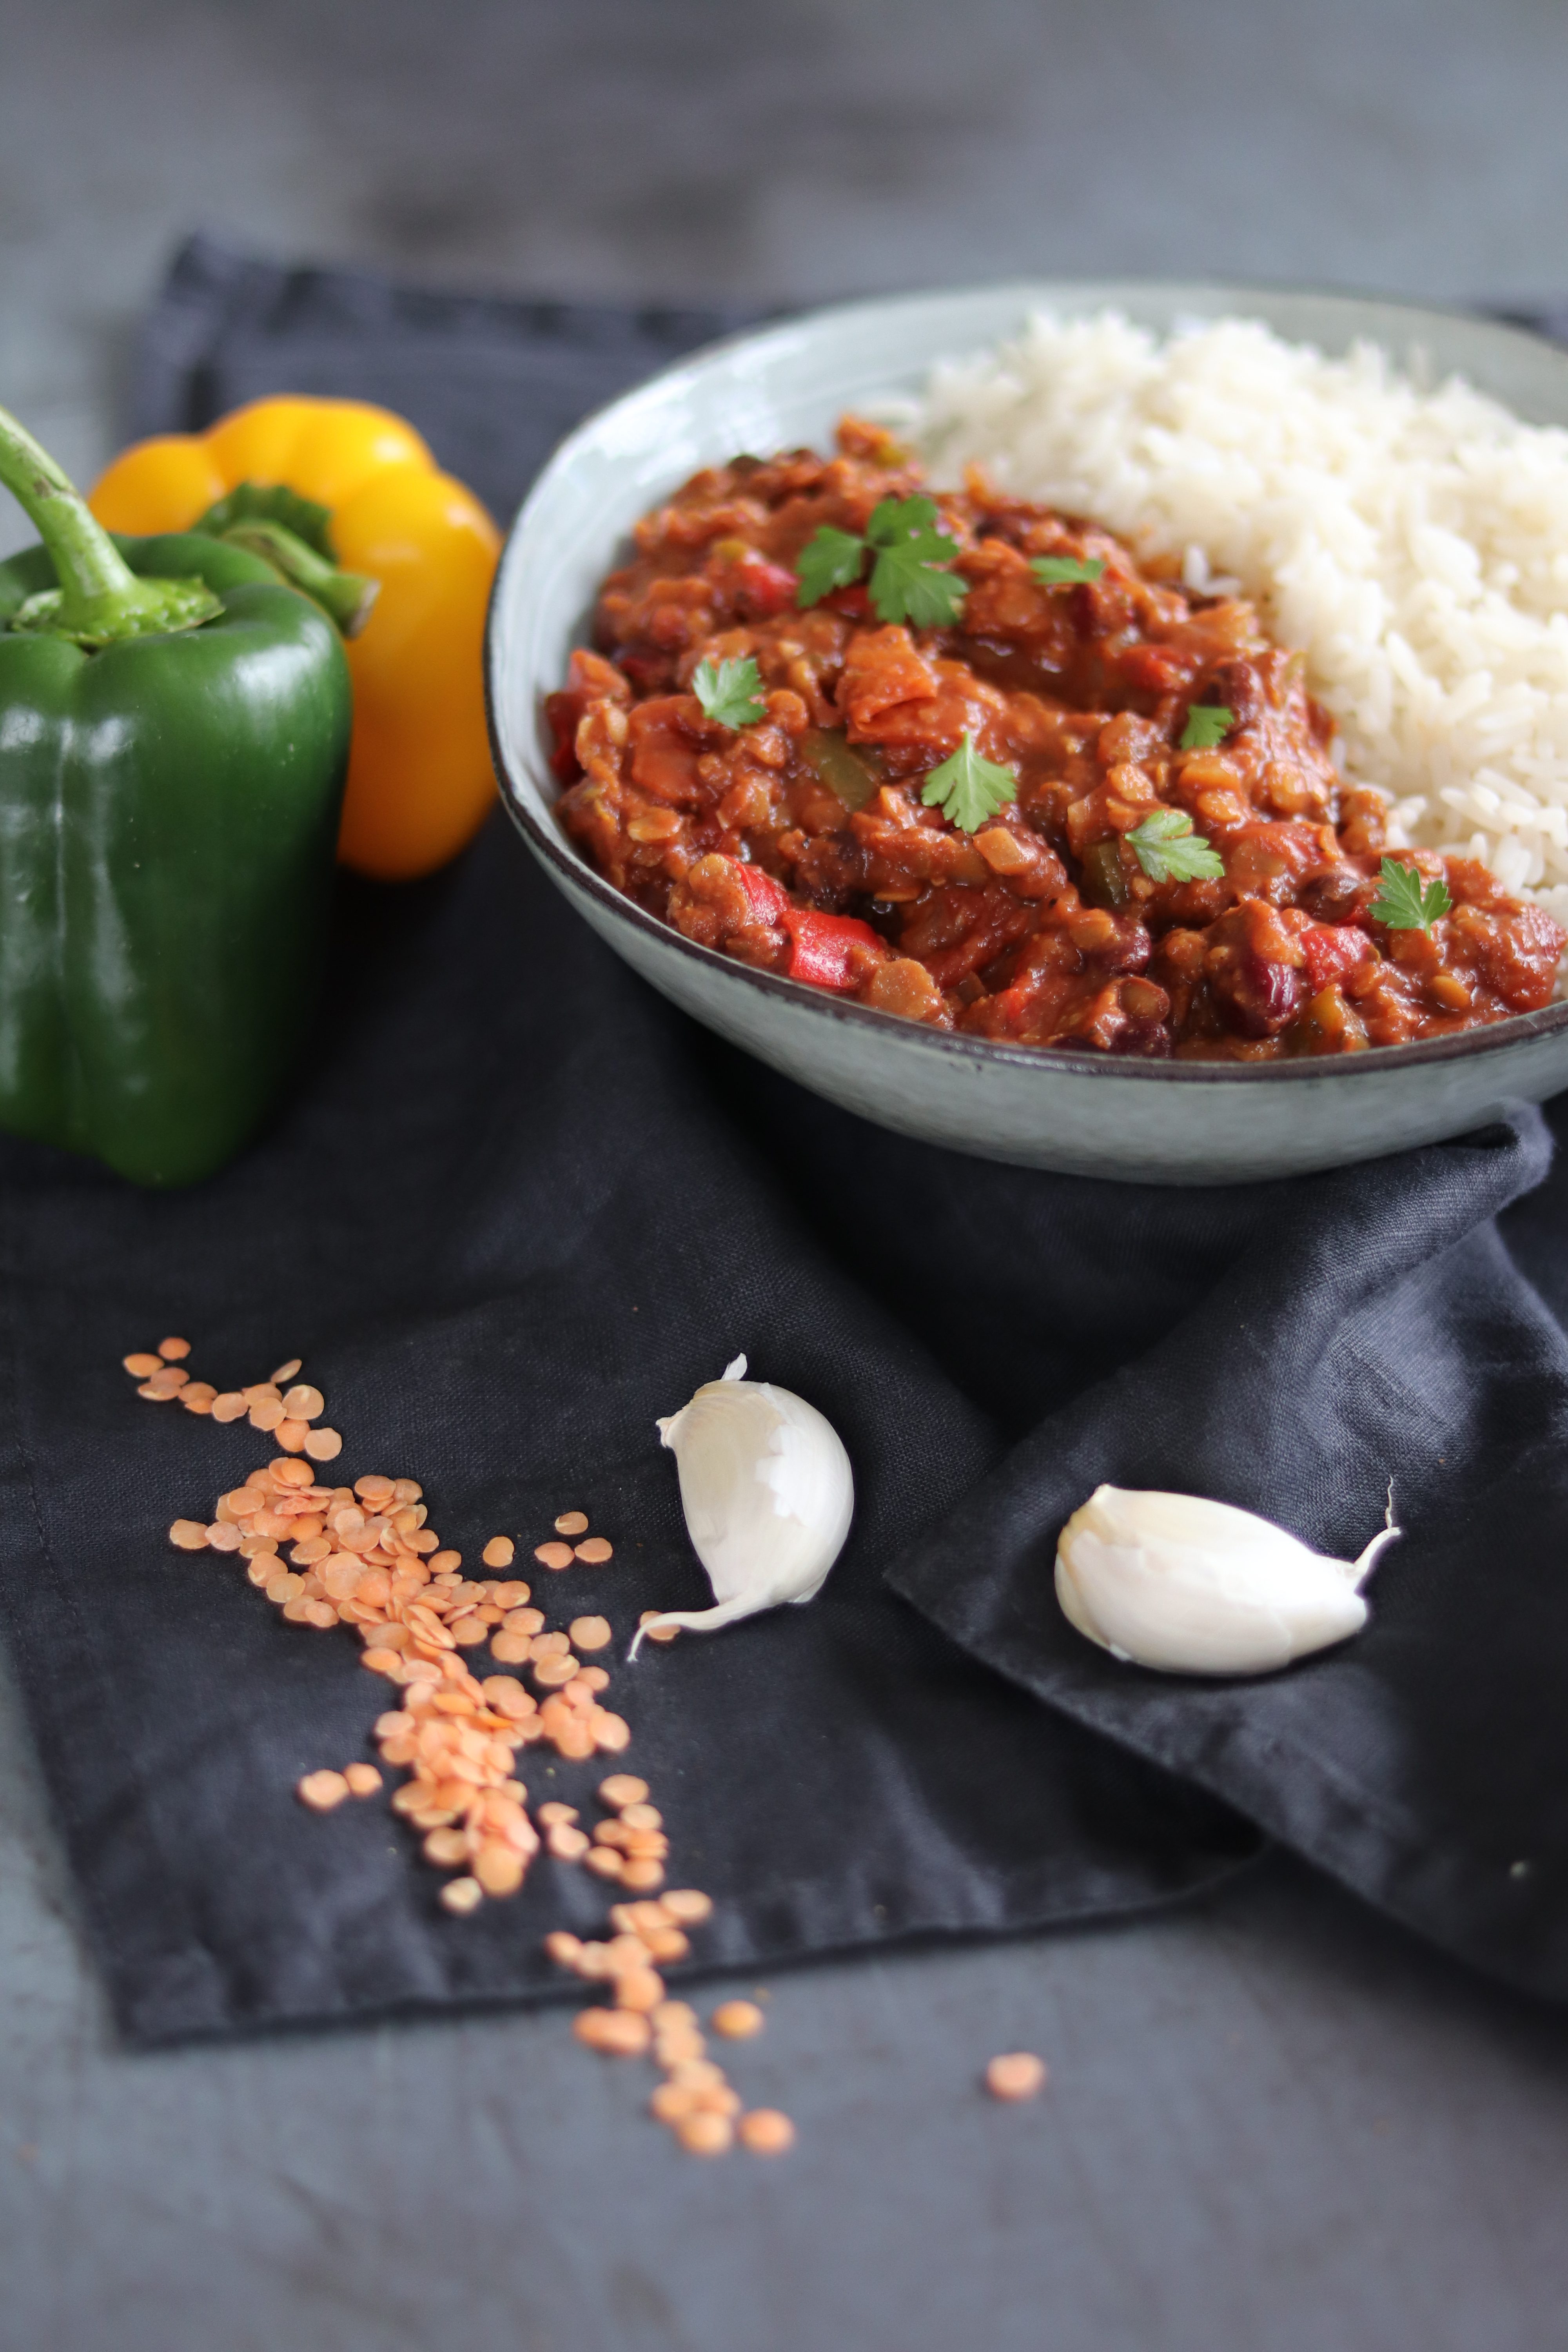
[630,1356,853,1657]
[1054,1485,1400,1677]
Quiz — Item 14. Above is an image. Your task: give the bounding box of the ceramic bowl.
[485,281,1568,1184]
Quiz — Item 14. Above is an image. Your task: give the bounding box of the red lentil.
[984,2052,1047,2102]
[676,2112,733,2156]
[712,2000,765,2040]
[739,2110,795,2154]
[298,1770,350,1811]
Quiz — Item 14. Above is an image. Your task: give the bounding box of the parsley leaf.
[794,496,968,626]
[864,495,967,627]
[1124,808,1226,884]
[1031,555,1105,586]
[1368,855,1453,933]
[1180,704,1236,751]
[691,655,767,730]
[794,526,866,609]
[920,734,1018,833]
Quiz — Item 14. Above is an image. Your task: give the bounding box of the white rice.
[904,312,1568,924]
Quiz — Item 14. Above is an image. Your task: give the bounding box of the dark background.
[5,5,1568,2348]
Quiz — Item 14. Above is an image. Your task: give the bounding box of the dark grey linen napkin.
[0,236,1563,2043]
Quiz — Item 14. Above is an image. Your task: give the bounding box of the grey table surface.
[4,4,1568,2346]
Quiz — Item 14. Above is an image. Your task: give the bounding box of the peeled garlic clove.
[1054,1484,1399,1677]
[630,1355,853,1657]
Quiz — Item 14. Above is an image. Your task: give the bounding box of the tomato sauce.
[549,419,1564,1058]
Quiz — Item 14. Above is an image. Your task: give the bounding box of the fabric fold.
[886,1111,1568,1998]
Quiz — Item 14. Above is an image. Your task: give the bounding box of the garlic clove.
[632,1356,853,1656]
[1054,1485,1399,1677]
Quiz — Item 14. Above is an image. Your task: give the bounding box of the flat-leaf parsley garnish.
[795,495,967,628]
[1031,555,1105,586]
[691,655,767,729]
[1179,703,1236,751]
[1369,855,1452,933]
[1125,808,1226,884]
[793,527,866,609]
[920,733,1017,832]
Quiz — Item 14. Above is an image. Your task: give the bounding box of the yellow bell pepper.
[90,396,501,880]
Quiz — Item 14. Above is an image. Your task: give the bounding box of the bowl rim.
[485,276,1568,1091]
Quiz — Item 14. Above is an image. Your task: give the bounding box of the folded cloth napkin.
[0,237,1562,2046]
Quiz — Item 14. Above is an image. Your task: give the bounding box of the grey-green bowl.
[485,281,1568,1184]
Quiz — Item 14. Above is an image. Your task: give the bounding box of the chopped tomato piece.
[733,553,798,619]
[783,907,882,990]
[544,692,582,783]
[735,863,791,924]
[1300,922,1370,995]
[824,583,871,622]
[1117,644,1196,697]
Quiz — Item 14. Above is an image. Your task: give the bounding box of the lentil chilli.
[550,418,1565,1060]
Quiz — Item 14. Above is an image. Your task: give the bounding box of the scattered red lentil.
[638,1609,679,1645]
[662,1890,713,1925]
[712,2000,765,2041]
[298,1770,350,1811]
[984,2052,1047,2102]
[126,1339,790,2168]
[158,1336,191,1361]
[739,2110,795,2154]
[676,2112,733,2156]
[574,2007,652,2056]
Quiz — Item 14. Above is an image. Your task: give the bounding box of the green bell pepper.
[0,404,352,1186]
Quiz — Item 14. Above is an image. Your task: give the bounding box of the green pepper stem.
[0,403,219,646]
[0,404,144,605]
